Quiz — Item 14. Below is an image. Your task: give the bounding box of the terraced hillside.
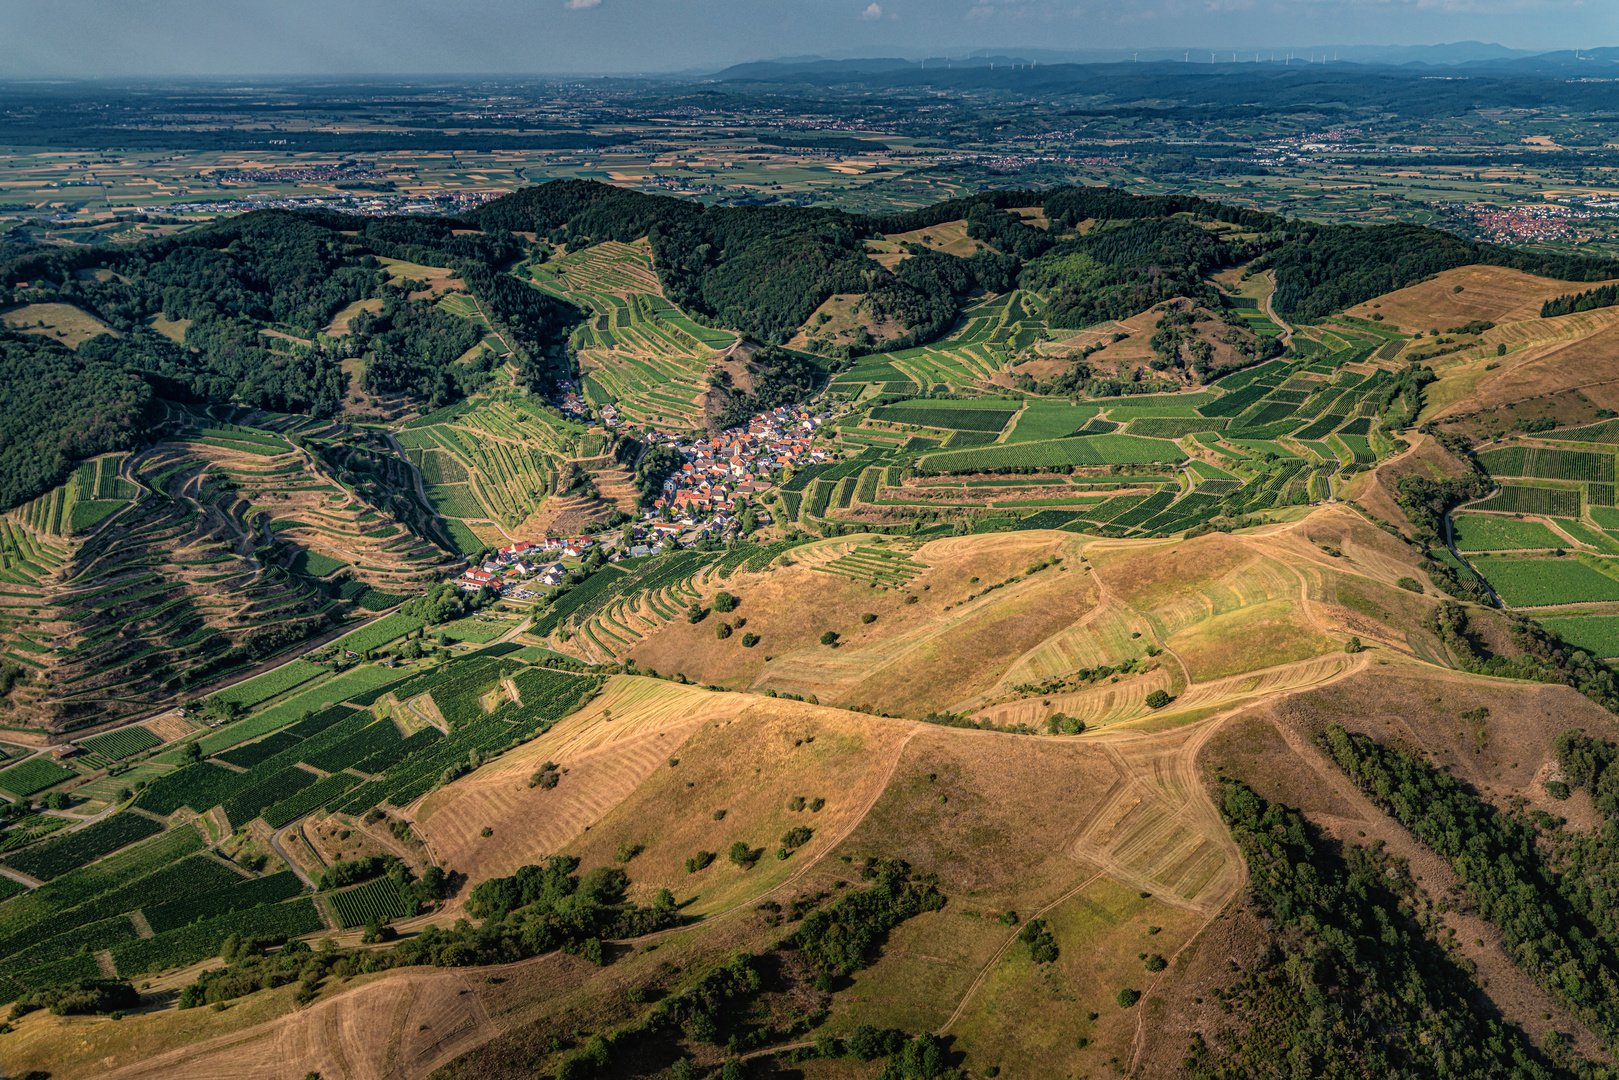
[14,505,1619,1080]
[392,396,625,550]
[0,408,455,734]
[522,240,736,431]
[18,183,1619,1080]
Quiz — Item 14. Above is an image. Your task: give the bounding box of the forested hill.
[3,179,1619,515]
[472,179,1619,343]
[0,211,581,511]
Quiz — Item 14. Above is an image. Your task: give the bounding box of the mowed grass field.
[1472,557,1619,606]
[1451,513,1564,552]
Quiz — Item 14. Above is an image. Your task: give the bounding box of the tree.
[1144,689,1171,709]
[685,603,706,624]
[820,630,838,645]
[182,741,203,764]
[712,591,736,613]
[715,621,732,640]
[400,582,466,625]
[1344,636,1364,654]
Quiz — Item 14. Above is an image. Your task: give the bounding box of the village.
[454,398,835,601]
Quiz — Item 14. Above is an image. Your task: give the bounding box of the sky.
[0,0,1612,78]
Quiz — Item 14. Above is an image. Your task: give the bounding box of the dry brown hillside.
[11,500,1619,1079]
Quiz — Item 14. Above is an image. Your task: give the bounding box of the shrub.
[480,827,493,838]
[1117,987,1141,1008]
[713,591,736,613]
[1145,953,1167,971]
[847,1024,907,1061]
[712,809,727,820]
[728,841,759,868]
[685,850,715,873]
[1344,636,1364,653]
[820,630,838,645]
[1546,780,1571,800]
[1019,918,1058,963]
[809,797,825,812]
[861,612,877,624]
[781,825,814,849]
[685,603,706,624]
[1396,576,1424,593]
[788,796,807,811]
[617,841,643,862]
[1144,689,1171,710]
[715,621,732,640]
[741,633,759,647]
[529,762,560,789]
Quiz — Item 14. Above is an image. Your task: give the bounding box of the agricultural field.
[1470,558,1619,607]
[438,616,515,643]
[76,726,163,762]
[1539,615,1619,658]
[1451,514,1565,552]
[0,757,76,797]
[0,411,458,736]
[334,613,428,655]
[211,660,327,709]
[523,241,730,431]
[196,664,404,754]
[22,156,1619,1080]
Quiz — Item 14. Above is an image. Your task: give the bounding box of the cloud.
[861,3,882,19]
[566,0,600,8]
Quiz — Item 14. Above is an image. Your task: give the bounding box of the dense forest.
[1205,777,1574,1079]
[1326,724,1619,1061]
[1542,283,1619,319]
[0,210,579,511]
[0,333,156,511]
[1261,222,1619,321]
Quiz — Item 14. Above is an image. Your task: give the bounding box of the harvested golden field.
[324,296,384,335]
[2,301,118,348]
[11,969,498,1080]
[623,530,1092,715]
[413,676,745,904]
[881,218,978,256]
[559,702,916,916]
[1344,265,1617,331]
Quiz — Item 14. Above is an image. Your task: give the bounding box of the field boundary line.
[935,868,1108,1035]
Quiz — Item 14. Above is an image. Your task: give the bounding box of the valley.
[8,173,1619,1080]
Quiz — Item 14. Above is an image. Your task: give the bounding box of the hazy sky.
[0,0,1612,77]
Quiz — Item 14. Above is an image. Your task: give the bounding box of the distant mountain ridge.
[706,42,1618,82]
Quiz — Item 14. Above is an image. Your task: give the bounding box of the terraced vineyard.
[815,546,928,586]
[394,396,624,543]
[0,408,455,734]
[521,241,732,431]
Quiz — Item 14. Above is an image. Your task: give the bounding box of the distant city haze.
[0,0,1613,78]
